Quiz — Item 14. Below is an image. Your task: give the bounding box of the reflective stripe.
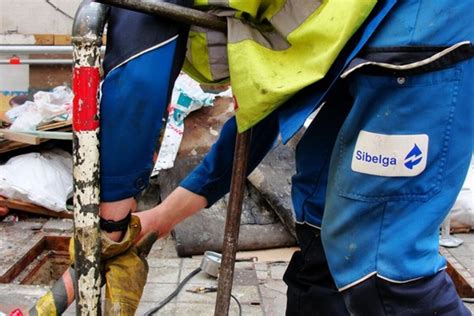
[227,0,323,50]
[207,0,229,5]
[339,271,377,292]
[270,0,323,38]
[227,19,290,50]
[295,220,321,230]
[201,26,229,80]
[339,267,448,292]
[189,26,229,80]
[341,41,472,78]
[108,35,178,75]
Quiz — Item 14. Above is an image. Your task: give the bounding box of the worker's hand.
[135,187,208,242]
[135,204,175,241]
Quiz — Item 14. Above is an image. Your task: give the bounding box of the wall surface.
[0,0,81,36]
[0,0,81,107]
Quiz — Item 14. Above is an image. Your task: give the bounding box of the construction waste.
[152,73,231,174]
[5,86,72,132]
[0,149,72,212]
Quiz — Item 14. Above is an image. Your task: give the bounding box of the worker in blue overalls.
[33,1,471,315]
[135,1,473,315]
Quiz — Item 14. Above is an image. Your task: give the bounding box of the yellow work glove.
[32,216,156,316]
[103,244,149,315]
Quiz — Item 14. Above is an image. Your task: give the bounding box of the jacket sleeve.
[179,110,280,207]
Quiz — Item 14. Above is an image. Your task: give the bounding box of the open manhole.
[0,236,70,286]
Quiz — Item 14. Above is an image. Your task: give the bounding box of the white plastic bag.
[0,149,73,212]
[7,86,73,131]
[152,74,232,174]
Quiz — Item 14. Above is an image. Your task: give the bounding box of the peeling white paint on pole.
[73,131,101,209]
[72,2,109,314]
[74,210,99,229]
[73,39,102,68]
[77,267,102,314]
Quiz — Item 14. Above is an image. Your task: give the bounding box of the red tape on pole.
[73,67,100,131]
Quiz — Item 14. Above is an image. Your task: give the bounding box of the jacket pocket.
[334,66,462,202]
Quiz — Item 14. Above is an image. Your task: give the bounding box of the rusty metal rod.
[71,1,109,315]
[214,129,251,316]
[94,0,227,32]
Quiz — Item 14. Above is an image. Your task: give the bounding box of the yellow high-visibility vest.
[184,0,377,132]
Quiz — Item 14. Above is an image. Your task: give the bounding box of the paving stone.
[235,260,255,270]
[455,233,474,243]
[147,258,182,268]
[259,280,287,316]
[136,300,177,315]
[177,285,218,304]
[231,285,261,304]
[234,268,259,286]
[147,266,181,284]
[0,284,48,314]
[182,258,203,269]
[179,268,218,286]
[172,300,262,315]
[254,262,268,271]
[147,235,181,258]
[42,219,73,233]
[456,256,474,271]
[270,263,288,280]
[256,269,269,280]
[174,302,216,316]
[241,303,265,316]
[447,242,474,259]
[141,283,181,303]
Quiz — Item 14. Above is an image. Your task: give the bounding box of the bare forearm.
[136,186,207,239]
[159,186,207,226]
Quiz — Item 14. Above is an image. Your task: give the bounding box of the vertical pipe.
[72,1,109,314]
[214,129,252,316]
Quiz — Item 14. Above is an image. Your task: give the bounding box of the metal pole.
[214,129,251,316]
[0,45,105,54]
[95,0,227,32]
[72,1,109,315]
[0,59,72,65]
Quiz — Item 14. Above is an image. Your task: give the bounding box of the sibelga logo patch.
[404,144,423,169]
[351,131,428,177]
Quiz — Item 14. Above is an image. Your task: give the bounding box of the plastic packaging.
[152,74,232,174]
[0,149,73,212]
[6,86,73,131]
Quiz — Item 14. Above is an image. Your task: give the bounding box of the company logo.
[355,151,397,167]
[404,144,423,169]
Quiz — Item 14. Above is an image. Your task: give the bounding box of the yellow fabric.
[33,291,57,316]
[104,246,148,316]
[230,0,376,131]
[187,30,213,82]
[186,0,377,132]
[67,215,147,315]
[68,215,141,264]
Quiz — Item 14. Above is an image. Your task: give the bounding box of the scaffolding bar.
[95,0,227,32]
